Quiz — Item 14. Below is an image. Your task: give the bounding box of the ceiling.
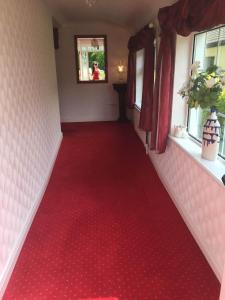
[44,0,175,31]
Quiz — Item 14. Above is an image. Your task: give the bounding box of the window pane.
[217,27,225,70]
[135,49,145,109]
[188,108,209,141]
[188,25,225,158]
[193,32,206,70]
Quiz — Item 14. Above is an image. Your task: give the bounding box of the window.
[135,49,145,109]
[188,26,225,158]
[74,35,108,83]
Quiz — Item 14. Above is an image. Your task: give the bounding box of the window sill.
[169,135,225,188]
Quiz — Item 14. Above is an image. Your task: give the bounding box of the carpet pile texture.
[4,122,220,299]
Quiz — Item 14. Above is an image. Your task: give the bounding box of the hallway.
[3,123,220,299]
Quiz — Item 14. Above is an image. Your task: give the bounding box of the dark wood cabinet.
[113,83,128,122]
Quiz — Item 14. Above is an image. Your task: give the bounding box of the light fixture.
[117,61,125,82]
[86,0,96,7]
[117,61,125,74]
[117,65,125,73]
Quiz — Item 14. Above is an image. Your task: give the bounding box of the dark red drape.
[151,0,225,153]
[151,31,176,152]
[127,26,155,130]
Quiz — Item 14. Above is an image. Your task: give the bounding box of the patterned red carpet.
[4,122,220,299]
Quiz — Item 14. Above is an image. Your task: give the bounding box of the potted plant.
[179,63,225,161]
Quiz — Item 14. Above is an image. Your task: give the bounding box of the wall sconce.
[117,64,125,73]
[117,61,125,82]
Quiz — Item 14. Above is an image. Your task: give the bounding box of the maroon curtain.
[139,33,155,130]
[127,26,155,130]
[151,31,176,152]
[151,0,225,153]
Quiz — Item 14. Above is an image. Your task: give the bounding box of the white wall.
[133,35,225,283]
[55,21,131,122]
[0,0,62,296]
[171,35,192,129]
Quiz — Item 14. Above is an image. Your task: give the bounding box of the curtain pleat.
[127,27,155,130]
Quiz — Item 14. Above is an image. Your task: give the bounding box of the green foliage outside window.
[88,52,105,70]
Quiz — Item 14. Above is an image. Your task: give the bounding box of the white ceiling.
[44,0,175,31]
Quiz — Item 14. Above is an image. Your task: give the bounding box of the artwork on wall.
[74,35,108,83]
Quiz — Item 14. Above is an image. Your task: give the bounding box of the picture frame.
[74,35,108,83]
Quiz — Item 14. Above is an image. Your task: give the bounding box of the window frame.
[187,25,225,160]
[135,48,145,110]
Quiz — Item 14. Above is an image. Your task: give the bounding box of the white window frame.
[135,48,145,110]
[187,25,225,160]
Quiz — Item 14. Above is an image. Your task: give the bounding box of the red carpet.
[4,122,220,299]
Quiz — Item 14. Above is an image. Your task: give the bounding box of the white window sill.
[169,135,225,188]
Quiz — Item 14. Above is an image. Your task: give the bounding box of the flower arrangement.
[179,62,225,112]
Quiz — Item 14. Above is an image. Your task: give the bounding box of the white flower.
[205,77,216,89]
[191,61,200,75]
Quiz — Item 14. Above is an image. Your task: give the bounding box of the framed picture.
[74,35,108,83]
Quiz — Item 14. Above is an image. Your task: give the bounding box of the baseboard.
[0,133,63,299]
[133,127,146,147]
[149,153,222,283]
[61,118,119,123]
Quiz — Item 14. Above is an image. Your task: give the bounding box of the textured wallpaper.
[133,109,225,282]
[0,0,62,294]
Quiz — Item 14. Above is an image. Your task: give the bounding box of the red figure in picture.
[92,62,100,80]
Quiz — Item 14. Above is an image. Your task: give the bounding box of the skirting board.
[148,153,221,283]
[0,133,63,299]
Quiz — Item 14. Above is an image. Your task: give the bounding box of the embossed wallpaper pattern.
[0,0,62,294]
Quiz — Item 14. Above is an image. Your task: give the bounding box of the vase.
[202,108,220,161]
